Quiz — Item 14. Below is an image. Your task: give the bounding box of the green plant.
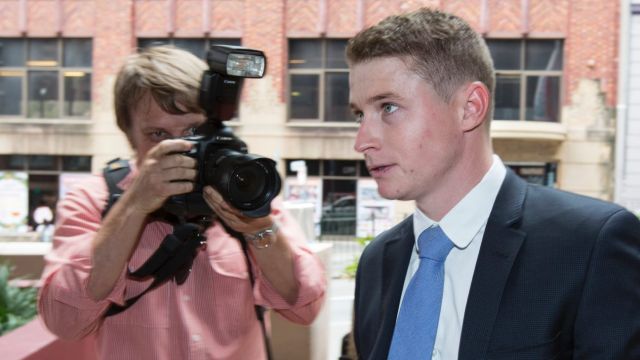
[0,263,38,336]
[343,236,374,278]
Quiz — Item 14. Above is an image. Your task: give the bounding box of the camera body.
[161,45,281,220]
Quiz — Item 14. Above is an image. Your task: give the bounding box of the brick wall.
[0,0,621,110]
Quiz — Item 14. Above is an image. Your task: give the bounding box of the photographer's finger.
[161,153,197,170]
[155,139,194,157]
[164,167,198,182]
[165,180,195,196]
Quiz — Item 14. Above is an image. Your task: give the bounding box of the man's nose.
[354,119,378,154]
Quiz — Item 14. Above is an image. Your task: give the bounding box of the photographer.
[38,46,326,359]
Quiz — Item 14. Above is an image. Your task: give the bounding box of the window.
[0,154,92,231]
[507,162,557,186]
[487,39,563,122]
[285,159,369,236]
[288,39,352,123]
[0,38,92,119]
[138,38,241,60]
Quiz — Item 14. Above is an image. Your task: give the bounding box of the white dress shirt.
[398,155,507,359]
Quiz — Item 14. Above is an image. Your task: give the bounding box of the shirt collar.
[413,155,507,250]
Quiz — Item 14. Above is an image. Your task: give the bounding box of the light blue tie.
[388,225,454,360]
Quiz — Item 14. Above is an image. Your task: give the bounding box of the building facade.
[616,0,640,214]
[0,0,622,238]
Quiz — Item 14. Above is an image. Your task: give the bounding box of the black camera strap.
[101,158,130,218]
[100,159,273,359]
[104,222,205,317]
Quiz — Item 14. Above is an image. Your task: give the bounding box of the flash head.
[199,45,267,122]
[206,45,266,78]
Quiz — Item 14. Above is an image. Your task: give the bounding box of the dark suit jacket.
[354,169,640,359]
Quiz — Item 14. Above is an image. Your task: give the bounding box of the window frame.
[488,39,564,122]
[137,38,242,59]
[287,39,352,124]
[0,38,93,121]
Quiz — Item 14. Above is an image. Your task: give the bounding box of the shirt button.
[191,334,201,342]
[183,295,191,301]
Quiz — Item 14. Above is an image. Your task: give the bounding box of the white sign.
[0,172,29,233]
[356,179,395,238]
[283,177,322,223]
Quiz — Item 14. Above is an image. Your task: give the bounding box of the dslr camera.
[162,45,281,220]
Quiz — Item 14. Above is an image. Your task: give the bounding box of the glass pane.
[525,40,563,70]
[138,38,170,49]
[288,40,321,68]
[0,155,27,170]
[526,76,560,122]
[28,155,56,170]
[359,161,370,177]
[323,160,357,176]
[326,39,348,68]
[325,72,351,122]
[0,39,25,66]
[28,39,59,66]
[0,74,23,115]
[28,174,59,233]
[28,71,59,118]
[209,39,241,47]
[64,72,91,117]
[285,159,320,176]
[486,40,521,70]
[494,76,521,120]
[320,179,356,236]
[63,39,92,67]
[174,39,206,59]
[290,74,319,119]
[62,156,91,171]
[509,165,546,185]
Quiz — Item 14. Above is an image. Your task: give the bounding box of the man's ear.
[460,81,490,132]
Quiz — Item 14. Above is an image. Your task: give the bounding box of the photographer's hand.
[203,186,299,304]
[87,139,197,301]
[128,139,198,214]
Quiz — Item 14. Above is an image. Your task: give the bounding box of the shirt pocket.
[103,280,171,329]
[208,250,250,280]
[206,251,256,340]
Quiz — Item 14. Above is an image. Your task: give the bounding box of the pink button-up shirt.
[38,170,326,360]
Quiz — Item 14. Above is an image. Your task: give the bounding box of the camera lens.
[230,163,266,203]
[205,149,281,214]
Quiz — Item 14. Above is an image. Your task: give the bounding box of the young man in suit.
[347,8,640,359]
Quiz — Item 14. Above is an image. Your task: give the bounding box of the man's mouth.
[368,164,393,176]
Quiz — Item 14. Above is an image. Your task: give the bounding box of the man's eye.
[353,111,364,123]
[382,103,398,114]
[149,130,170,141]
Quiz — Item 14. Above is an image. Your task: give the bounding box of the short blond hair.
[346,8,494,110]
[114,45,207,137]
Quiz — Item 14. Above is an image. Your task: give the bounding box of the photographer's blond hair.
[114,45,207,140]
[346,8,495,120]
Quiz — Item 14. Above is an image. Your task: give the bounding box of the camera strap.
[101,158,130,218]
[104,222,206,317]
[100,159,273,359]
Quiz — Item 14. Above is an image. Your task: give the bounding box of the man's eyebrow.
[350,92,401,109]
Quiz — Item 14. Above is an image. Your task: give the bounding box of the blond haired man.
[39,46,326,359]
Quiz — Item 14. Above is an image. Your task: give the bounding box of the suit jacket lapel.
[371,216,414,359]
[458,170,527,359]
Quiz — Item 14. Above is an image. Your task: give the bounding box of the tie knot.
[417,226,454,261]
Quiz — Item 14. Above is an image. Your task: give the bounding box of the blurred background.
[0,0,639,359]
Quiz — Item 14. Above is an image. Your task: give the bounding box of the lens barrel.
[205,149,281,213]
